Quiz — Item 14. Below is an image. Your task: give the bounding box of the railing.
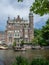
[14,36,20,38]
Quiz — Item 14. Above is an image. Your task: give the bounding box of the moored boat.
[13,46,26,51]
[31,46,41,49]
[0,46,8,50]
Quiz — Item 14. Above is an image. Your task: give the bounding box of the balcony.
[14,36,20,38]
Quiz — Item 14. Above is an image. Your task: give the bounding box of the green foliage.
[30,0,49,16]
[42,19,49,45]
[32,37,39,45]
[33,19,49,46]
[31,58,49,65]
[13,56,49,65]
[32,36,46,46]
[34,29,42,37]
[13,40,16,47]
[21,40,24,46]
[12,56,28,65]
[38,38,47,46]
[32,29,42,45]
[42,19,49,40]
[17,0,49,16]
[18,0,23,2]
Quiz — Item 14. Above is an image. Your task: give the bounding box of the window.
[15,30,19,33]
[8,33,12,37]
[14,33,19,36]
[18,39,19,42]
[25,29,28,33]
[9,37,12,42]
[8,31,13,33]
[25,35,28,38]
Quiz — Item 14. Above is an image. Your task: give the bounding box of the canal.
[0,49,49,65]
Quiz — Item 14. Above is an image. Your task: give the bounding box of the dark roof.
[16,15,23,22]
[29,12,33,16]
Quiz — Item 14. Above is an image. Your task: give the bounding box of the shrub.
[13,40,16,47]
[12,56,49,65]
[12,56,29,65]
[21,40,24,46]
[31,58,49,65]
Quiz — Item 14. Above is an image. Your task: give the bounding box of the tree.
[33,29,42,45]
[31,58,49,65]
[34,29,42,37]
[13,56,49,65]
[17,0,49,16]
[30,0,49,16]
[42,19,49,40]
[18,0,23,2]
[21,40,24,46]
[12,56,28,65]
[32,37,39,45]
[42,19,49,45]
[13,40,16,47]
[32,28,47,46]
[33,19,49,46]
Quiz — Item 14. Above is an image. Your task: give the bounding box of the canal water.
[0,49,49,65]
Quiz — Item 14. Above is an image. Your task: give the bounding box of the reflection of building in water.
[0,12,34,46]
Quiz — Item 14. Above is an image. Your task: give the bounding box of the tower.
[29,12,34,42]
[29,12,33,29]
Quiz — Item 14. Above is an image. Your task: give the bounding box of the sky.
[0,0,49,31]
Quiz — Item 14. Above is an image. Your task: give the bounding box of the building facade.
[0,31,6,44]
[5,12,34,45]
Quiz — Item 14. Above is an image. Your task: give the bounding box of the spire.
[17,15,20,19]
[16,15,21,22]
[8,17,10,21]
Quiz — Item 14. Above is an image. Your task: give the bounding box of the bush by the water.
[31,58,49,65]
[12,56,49,65]
[12,56,29,65]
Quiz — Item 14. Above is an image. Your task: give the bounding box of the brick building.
[5,12,34,46]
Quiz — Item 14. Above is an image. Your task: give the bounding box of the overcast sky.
[0,0,49,31]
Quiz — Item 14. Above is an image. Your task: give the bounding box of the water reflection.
[0,49,49,65]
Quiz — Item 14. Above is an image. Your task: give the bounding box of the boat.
[13,46,26,51]
[0,46,8,50]
[31,46,41,49]
[0,44,8,50]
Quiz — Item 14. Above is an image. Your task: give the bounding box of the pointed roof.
[16,15,22,22]
[29,11,33,16]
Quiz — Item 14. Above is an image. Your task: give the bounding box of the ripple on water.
[0,60,4,65]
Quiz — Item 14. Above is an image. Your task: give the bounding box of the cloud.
[0,0,49,31]
[34,14,49,29]
[0,0,34,18]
